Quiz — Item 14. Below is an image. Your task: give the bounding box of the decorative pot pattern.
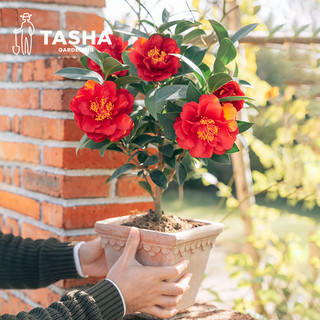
[95,214,223,310]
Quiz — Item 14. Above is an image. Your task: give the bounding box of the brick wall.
[0,0,153,313]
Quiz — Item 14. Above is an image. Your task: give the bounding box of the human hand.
[107,227,192,318]
[78,237,108,278]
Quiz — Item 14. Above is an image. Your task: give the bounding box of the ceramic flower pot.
[94,213,223,310]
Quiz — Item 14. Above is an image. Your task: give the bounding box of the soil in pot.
[122,209,205,233]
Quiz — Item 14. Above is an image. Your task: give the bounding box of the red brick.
[11,63,20,82]
[23,168,110,198]
[5,167,11,185]
[0,63,8,81]
[43,202,154,229]
[0,190,40,219]
[22,59,46,82]
[117,176,150,197]
[21,222,56,239]
[12,115,20,133]
[13,167,20,187]
[21,116,82,141]
[0,88,39,109]
[1,217,20,236]
[57,277,101,290]
[22,288,61,307]
[0,167,4,182]
[0,292,33,314]
[0,141,40,164]
[19,9,60,30]
[43,147,128,169]
[65,12,104,32]
[1,8,18,27]
[42,89,77,111]
[0,115,10,131]
[11,0,105,6]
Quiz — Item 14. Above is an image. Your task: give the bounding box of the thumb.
[121,227,140,263]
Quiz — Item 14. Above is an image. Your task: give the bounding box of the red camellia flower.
[212,81,245,111]
[70,80,134,142]
[87,34,128,78]
[129,34,181,82]
[173,94,239,158]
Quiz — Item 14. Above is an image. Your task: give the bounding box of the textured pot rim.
[95,213,224,245]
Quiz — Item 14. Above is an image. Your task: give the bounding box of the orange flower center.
[197,118,219,142]
[90,97,114,121]
[148,47,166,64]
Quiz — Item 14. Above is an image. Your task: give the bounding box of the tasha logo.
[13,12,34,55]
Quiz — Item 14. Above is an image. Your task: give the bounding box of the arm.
[0,280,124,320]
[0,232,79,289]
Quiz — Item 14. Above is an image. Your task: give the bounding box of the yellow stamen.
[197,118,219,142]
[148,47,166,64]
[90,97,114,121]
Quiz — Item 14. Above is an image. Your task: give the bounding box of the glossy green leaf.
[137,151,149,164]
[186,82,201,102]
[183,29,206,43]
[75,45,110,68]
[138,181,153,196]
[237,120,254,133]
[162,8,170,23]
[219,95,253,102]
[208,19,229,44]
[159,20,181,33]
[208,73,233,92]
[225,143,240,153]
[102,57,129,78]
[159,144,174,157]
[166,101,182,113]
[163,155,176,168]
[175,162,187,186]
[80,56,88,69]
[216,38,237,65]
[155,84,188,103]
[157,112,180,141]
[114,21,148,38]
[230,23,259,43]
[106,163,136,183]
[210,153,231,164]
[122,51,138,77]
[132,134,163,147]
[115,76,142,88]
[145,88,165,120]
[175,20,201,35]
[141,155,159,167]
[76,134,90,155]
[213,58,227,74]
[195,62,211,86]
[55,67,104,84]
[150,170,168,189]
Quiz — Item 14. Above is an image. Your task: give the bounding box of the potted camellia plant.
[56,12,257,309]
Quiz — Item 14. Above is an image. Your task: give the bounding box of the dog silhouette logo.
[12,12,35,55]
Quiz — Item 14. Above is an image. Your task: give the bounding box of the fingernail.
[129,227,139,237]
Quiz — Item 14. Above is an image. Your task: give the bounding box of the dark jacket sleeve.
[0,280,124,320]
[0,232,79,289]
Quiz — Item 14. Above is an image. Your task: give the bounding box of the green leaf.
[175,20,201,34]
[138,181,153,197]
[150,170,168,189]
[175,162,187,186]
[75,45,110,68]
[99,141,115,157]
[219,95,253,102]
[162,8,170,23]
[170,53,206,82]
[141,155,158,167]
[268,24,285,38]
[145,88,165,120]
[157,112,180,141]
[114,21,149,38]
[210,154,231,164]
[239,79,253,88]
[159,20,181,33]
[166,101,182,113]
[80,56,88,69]
[177,46,206,76]
[102,57,129,78]
[76,134,90,155]
[137,151,149,164]
[216,38,237,65]
[122,51,138,77]
[132,134,163,147]
[244,100,260,113]
[237,120,254,133]
[115,75,143,88]
[159,144,174,157]
[230,23,259,43]
[55,67,104,84]
[163,155,176,168]
[208,19,229,44]
[208,73,233,92]
[155,84,188,103]
[139,19,157,29]
[195,62,211,86]
[183,29,206,43]
[234,63,239,77]
[106,163,136,183]
[213,58,227,74]
[225,143,240,153]
[186,82,201,102]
